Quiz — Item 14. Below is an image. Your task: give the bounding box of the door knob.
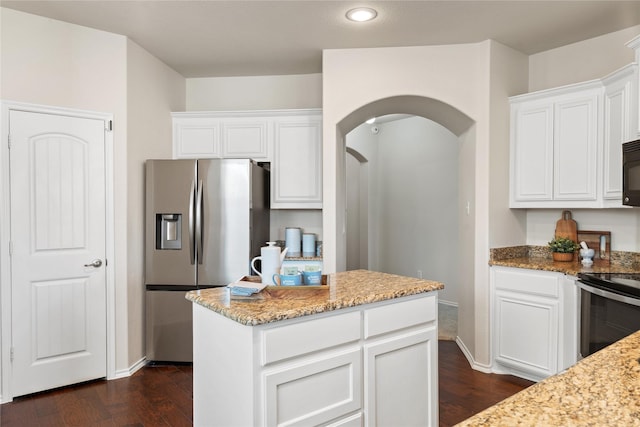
[84,259,103,268]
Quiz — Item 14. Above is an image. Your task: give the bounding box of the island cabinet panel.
[364,328,438,427]
[192,291,439,427]
[364,296,436,339]
[261,311,361,365]
[263,348,362,427]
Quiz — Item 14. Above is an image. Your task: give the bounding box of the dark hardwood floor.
[1,341,533,426]
[438,341,534,426]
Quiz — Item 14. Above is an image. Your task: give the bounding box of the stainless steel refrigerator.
[145,158,269,362]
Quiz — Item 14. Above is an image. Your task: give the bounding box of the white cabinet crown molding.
[171,108,322,119]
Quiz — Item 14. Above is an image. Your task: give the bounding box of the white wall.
[347,116,461,304]
[0,7,131,377]
[489,42,529,248]
[186,74,324,242]
[186,74,322,111]
[0,8,187,384]
[126,40,185,367]
[529,25,640,92]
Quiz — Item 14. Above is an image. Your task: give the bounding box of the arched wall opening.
[334,95,475,270]
[345,114,462,305]
[327,94,477,361]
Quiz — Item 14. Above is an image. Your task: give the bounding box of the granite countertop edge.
[455,329,640,426]
[186,270,444,326]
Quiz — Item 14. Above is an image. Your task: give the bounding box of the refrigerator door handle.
[189,179,196,265]
[196,179,204,264]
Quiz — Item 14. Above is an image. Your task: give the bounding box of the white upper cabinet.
[173,116,221,159]
[626,35,640,137]
[553,88,600,202]
[271,113,323,209]
[220,117,270,159]
[510,99,554,202]
[172,109,322,209]
[602,64,638,204]
[510,81,602,208]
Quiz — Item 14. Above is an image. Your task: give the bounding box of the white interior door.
[9,110,107,397]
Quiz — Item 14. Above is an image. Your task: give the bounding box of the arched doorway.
[345,114,461,306]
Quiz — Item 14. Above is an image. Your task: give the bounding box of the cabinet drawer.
[263,348,362,427]
[261,311,361,365]
[493,268,560,298]
[364,295,436,339]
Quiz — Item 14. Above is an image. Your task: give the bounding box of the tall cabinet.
[172,109,322,209]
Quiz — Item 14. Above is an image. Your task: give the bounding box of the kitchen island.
[186,269,443,427]
[457,329,640,426]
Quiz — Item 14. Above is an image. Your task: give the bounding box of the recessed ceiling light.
[346,7,378,22]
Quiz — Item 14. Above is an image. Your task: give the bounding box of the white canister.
[302,233,316,257]
[285,227,301,257]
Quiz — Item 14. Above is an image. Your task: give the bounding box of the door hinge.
[106,120,113,132]
[8,241,12,256]
[7,134,11,149]
[10,347,14,362]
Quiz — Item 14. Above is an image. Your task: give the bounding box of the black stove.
[577,272,640,299]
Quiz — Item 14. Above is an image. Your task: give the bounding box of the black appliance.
[622,139,640,206]
[576,272,640,358]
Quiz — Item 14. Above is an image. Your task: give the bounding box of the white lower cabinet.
[491,267,577,382]
[364,329,437,427]
[192,293,438,427]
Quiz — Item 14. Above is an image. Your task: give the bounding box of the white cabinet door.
[272,115,323,209]
[263,348,362,427]
[494,290,559,380]
[491,267,564,382]
[603,64,637,203]
[364,328,438,427]
[173,117,221,159]
[553,90,599,201]
[221,118,270,159]
[510,100,554,202]
[510,82,603,208]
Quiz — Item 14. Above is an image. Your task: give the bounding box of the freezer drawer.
[146,289,193,363]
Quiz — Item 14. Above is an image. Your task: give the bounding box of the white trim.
[113,357,147,380]
[455,336,492,374]
[0,100,116,402]
[438,299,458,308]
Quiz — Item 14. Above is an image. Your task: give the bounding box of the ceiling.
[2,1,640,78]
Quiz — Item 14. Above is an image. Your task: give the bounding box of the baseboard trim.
[438,299,458,308]
[112,356,147,380]
[455,337,492,374]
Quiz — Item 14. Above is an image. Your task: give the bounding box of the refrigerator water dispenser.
[156,214,182,250]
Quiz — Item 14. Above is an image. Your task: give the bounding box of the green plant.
[548,236,580,253]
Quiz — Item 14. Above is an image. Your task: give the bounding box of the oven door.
[577,281,640,358]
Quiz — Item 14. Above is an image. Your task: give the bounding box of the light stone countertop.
[456,329,640,426]
[185,269,444,326]
[488,257,640,275]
